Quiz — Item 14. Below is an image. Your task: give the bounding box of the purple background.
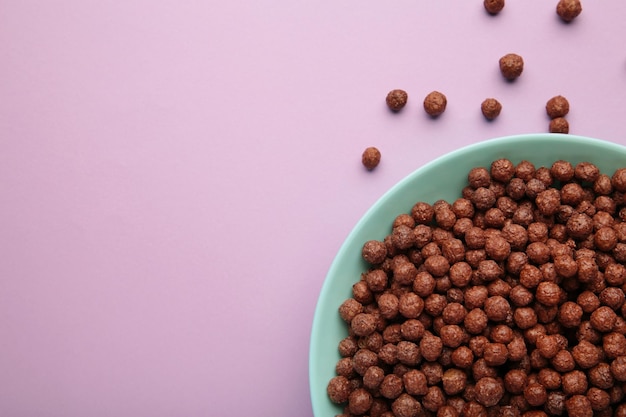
[1,1,626,416]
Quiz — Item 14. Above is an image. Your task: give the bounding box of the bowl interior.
[309,133,626,417]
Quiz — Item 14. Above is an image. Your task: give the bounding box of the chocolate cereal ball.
[551,160,575,182]
[481,98,502,120]
[590,306,617,332]
[535,281,562,306]
[475,377,504,407]
[339,298,363,323]
[380,374,404,399]
[499,53,524,81]
[491,159,515,183]
[469,167,491,189]
[484,0,505,14]
[392,393,421,417]
[538,368,562,390]
[362,147,381,170]
[452,346,474,369]
[565,395,593,417]
[349,387,373,415]
[403,369,428,396]
[587,387,611,411]
[603,332,626,358]
[391,225,416,250]
[363,366,385,390]
[483,342,508,366]
[557,0,582,23]
[575,162,600,182]
[504,369,527,394]
[351,313,377,336]
[420,332,443,362]
[549,117,569,134]
[484,295,511,322]
[362,240,387,265]
[524,382,548,407]
[546,95,570,119]
[442,368,467,396]
[562,370,588,395]
[572,340,603,369]
[594,174,613,195]
[386,89,408,112]
[327,376,351,403]
[603,259,624,283]
[438,405,461,417]
[423,91,447,117]
[545,391,567,416]
[612,167,626,192]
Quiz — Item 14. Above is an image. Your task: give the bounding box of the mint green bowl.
[309,133,626,416]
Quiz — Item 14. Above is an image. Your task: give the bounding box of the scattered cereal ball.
[481,98,502,120]
[546,95,570,118]
[549,117,569,133]
[484,0,505,14]
[362,147,381,170]
[423,91,447,117]
[386,89,408,112]
[499,53,524,80]
[557,0,582,23]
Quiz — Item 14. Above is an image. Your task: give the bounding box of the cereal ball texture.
[499,53,524,80]
[327,375,352,404]
[349,388,373,415]
[386,89,408,112]
[362,240,387,265]
[481,98,502,120]
[557,0,582,22]
[362,147,381,170]
[484,0,505,14]
[423,91,447,117]
[550,117,569,134]
[475,377,504,407]
[546,95,570,119]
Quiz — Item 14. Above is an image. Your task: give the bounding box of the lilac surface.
[1,1,625,416]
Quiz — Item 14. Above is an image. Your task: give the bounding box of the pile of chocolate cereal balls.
[328,158,626,417]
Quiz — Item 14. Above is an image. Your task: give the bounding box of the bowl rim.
[308,133,625,416]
